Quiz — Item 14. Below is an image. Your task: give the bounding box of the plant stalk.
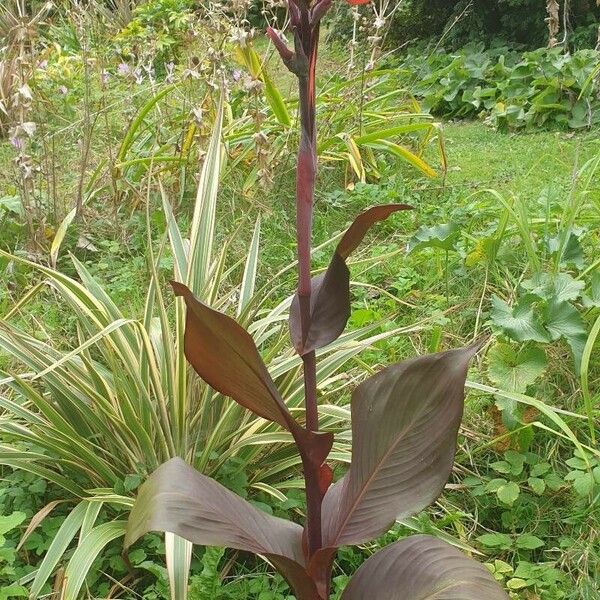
[292,3,323,560]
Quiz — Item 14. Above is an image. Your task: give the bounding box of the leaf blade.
[340,535,509,599]
[289,205,411,355]
[321,345,478,548]
[125,458,309,576]
[172,281,289,427]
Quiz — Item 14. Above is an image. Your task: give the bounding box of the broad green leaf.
[490,295,549,343]
[487,342,547,393]
[321,345,479,548]
[477,533,512,549]
[409,223,459,252]
[530,462,551,477]
[522,272,584,303]
[572,472,594,496]
[582,271,600,308]
[486,478,508,492]
[0,512,25,538]
[515,534,544,550]
[496,481,520,506]
[543,299,587,371]
[504,450,525,475]
[340,535,508,599]
[490,461,512,474]
[528,477,546,495]
[544,472,564,491]
[0,585,27,600]
[0,195,22,215]
[547,230,584,269]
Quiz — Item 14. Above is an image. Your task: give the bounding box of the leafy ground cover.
[394,45,600,129]
[0,3,598,598]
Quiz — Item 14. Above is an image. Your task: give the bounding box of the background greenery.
[0,0,598,598]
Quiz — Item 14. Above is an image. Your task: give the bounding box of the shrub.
[394,45,600,129]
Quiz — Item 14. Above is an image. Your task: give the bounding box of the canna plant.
[126,1,510,599]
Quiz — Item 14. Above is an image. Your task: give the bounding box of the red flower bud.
[346,0,371,4]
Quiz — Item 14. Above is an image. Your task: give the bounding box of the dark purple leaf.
[321,344,479,548]
[336,204,412,260]
[172,282,333,467]
[171,281,333,465]
[289,253,350,354]
[126,458,323,600]
[289,205,411,355]
[340,535,509,599]
[172,281,289,427]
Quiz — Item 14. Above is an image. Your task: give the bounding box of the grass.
[440,122,598,197]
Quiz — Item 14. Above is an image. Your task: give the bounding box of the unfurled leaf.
[490,295,549,343]
[506,578,528,590]
[289,253,350,355]
[127,459,321,599]
[543,298,587,370]
[127,458,295,556]
[571,472,594,496]
[172,283,333,466]
[126,458,304,556]
[582,272,600,308]
[522,272,584,303]
[477,533,512,549]
[528,477,546,495]
[173,281,290,427]
[289,205,411,355]
[487,342,547,393]
[321,345,478,548]
[547,230,584,269]
[504,450,525,475]
[486,477,508,492]
[340,535,509,599]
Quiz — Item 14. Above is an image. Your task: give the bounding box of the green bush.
[393,45,600,129]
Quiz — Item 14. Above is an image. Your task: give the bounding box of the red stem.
[293,5,323,561]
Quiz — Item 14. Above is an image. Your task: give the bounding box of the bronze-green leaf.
[126,458,323,600]
[289,204,411,355]
[340,535,509,599]
[321,345,479,548]
[172,282,333,467]
[172,281,291,428]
